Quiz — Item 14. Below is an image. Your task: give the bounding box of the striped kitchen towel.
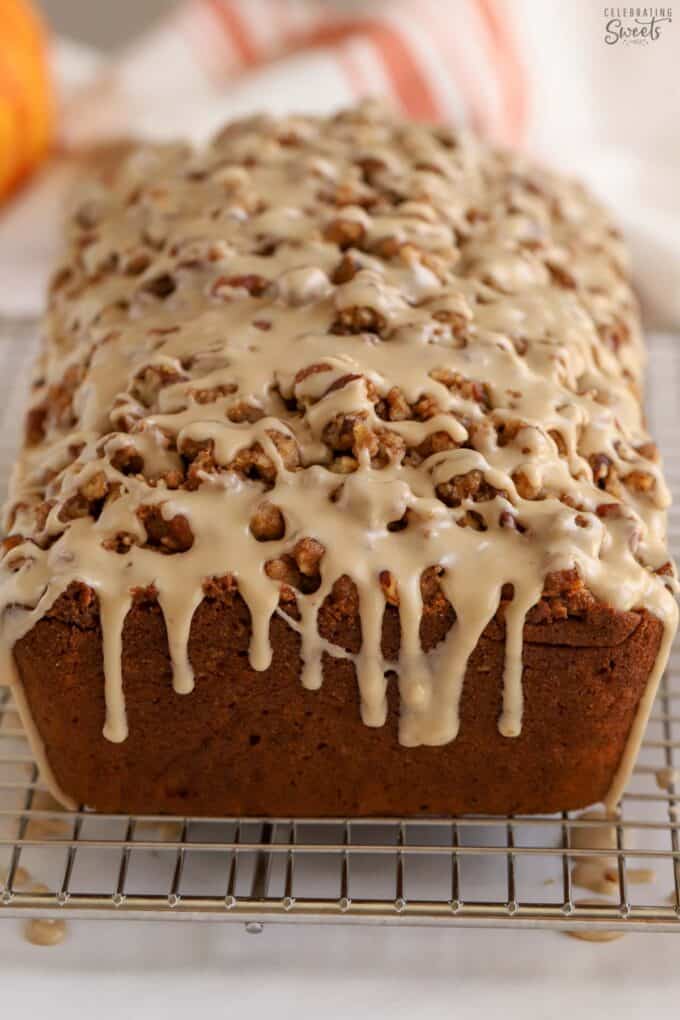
[60,0,528,149]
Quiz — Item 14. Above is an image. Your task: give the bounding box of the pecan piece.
[331,306,387,336]
[323,218,366,249]
[250,502,285,541]
[137,505,194,553]
[436,469,505,508]
[624,469,656,494]
[293,537,325,577]
[331,253,362,284]
[212,274,269,297]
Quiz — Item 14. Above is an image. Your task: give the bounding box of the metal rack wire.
[0,333,679,933]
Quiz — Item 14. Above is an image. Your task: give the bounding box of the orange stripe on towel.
[303,19,443,121]
[206,0,261,68]
[420,0,488,134]
[475,0,527,143]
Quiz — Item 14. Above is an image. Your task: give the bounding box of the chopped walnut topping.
[548,429,567,457]
[656,561,675,577]
[320,183,377,209]
[596,502,623,519]
[250,502,286,541]
[141,273,176,299]
[122,249,153,276]
[265,554,300,588]
[495,419,525,448]
[436,469,506,508]
[58,471,117,523]
[376,387,411,422]
[137,505,194,553]
[228,441,280,485]
[190,383,237,405]
[512,470,544,501]
[131,363,188,408]
[456,509,487,531]
[225,430,299,485]
[227,401,265,424]
[624,469,656,494]
[49,265,73,294]
[184,447,217,490]
[371,236,405,259]
[636,441,659,462]
[546,262,577,289]
[322,413,367,454]
[323,218,366,249]
[161,469,184,489]
[211,274,270,297]
[81,471,110,502]
[32,500,55,533]
[329,455,358,474]
[293,537,325,576]
[25,403,48,446]
[499,510,527,533]
[589,452,620,494]
[321,413,403,467]
[331,253,362,284]
[411,394,442,421]
[356,156,387,184]
[380,569,399,605]
[26,362,86,443]
[102,531,138,554]
[295,362,333,385]
[598,320,631,352]
[1,534,24,554]
[412,430,459,462]
[331,306,387,336]
[264,551,321,595]
[431,309,470,345]
[109,445,144,475]
[430,368,491,408]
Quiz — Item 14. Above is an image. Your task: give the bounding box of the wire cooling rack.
[0,329,679,933]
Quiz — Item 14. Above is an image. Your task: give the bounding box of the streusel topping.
[1,102,677,807]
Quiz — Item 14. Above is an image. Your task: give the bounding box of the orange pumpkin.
[0,0,53,199]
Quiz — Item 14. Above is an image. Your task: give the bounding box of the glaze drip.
[0,103,677,809]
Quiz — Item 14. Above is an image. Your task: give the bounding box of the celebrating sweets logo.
[603,7,673,43]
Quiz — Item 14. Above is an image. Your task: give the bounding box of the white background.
[2,917,680,1017]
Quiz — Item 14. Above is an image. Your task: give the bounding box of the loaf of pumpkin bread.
[1,103,677,816]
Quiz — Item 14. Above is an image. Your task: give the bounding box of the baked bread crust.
[1,102,677,815]
[14,580,662,815]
